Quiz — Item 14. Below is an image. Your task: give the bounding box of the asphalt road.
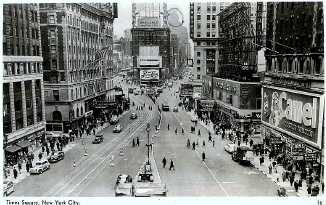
[12,78,278,196]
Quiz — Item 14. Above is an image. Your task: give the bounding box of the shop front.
[4,129,45,166]
[262,86,324,180]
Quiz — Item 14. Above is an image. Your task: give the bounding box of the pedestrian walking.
[168,124,170,130]
[175,128,178,135]
[132,138,135,147]
[187,139,190,148]
[182,128,184,135]
[250,139,254,147]
[213,140,215,147]
[42,146,45,153]
[208,135,212,142]
[38,152,43,160]
[294,180,299,192]
[136,137,140,146]
[290,175,294,187]
[13,167,18,179]
[198,129,201,136]
[307,184,312,195]
[162,157,167,168]
[282,171,286,182]
[73,161,76,168]
[169,160,175,171]
[203,140,205,147]
[202,152,206,162]
[268,164,273,174]
[192,142,196,150]
[18,161,22,174]
[26,162,30,173]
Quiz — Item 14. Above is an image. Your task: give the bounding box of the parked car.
[130,113,138,119]
[157,88,163,93]
[162,104,170,111]
[191,116,198,122]
[110,116,119,124]
[3,180,15,196]
[173,106,178,112]
[92,134,104,144]
[30,160,50,174]
[232,145,254,166]
[115,174,133,196]
[48,151,65,163]
[224,143,237,153]
[113,124,122,133]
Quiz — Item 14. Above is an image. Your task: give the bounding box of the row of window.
[266,56,323,76]
[3,62,43,76]
[3,41,41,56]
[69,68,103,83]
[196,5,218,13]
[196,15,217,21]
[7,5,38,23]
[196,32,217,38]
[196,23,217,29]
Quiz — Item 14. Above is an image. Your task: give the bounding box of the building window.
[197,32,201,37]
[207,32,210,37]
[53,90,59,101]
[212,23,216,29]
[207,15,210,20]
[197,59,201,64]
[50,45,56,54]
[197,52,201,57]
[197,67,201,72]
[197,74,201,80]
[49,15,55,24]
[212,33,216,38]
[212,6,216,13]
[197,6,201,12]
[197,15,201,20]
[197,23,201,29]
[207,23,210,28]
[207,6,211,13]
[212,15,216,21]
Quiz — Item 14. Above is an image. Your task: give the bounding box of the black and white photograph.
[1,0,324,203]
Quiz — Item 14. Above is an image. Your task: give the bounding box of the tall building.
[190,2,230,81]
[39,3,117,133]
[131,3,171,84]
[204,2,267,137]
[3,4,46,164]
[263,2,324,180]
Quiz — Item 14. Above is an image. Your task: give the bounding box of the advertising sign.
[139,46,159,57]
[262,87,322,147]
[138,56,162,67]
[137,17,160,28]
[140,69,159,81]
[180,83,193,97]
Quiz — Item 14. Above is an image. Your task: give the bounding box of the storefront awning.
[5,144,21,153]
[16,140,33,148]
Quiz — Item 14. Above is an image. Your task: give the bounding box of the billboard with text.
[140,69,159,81]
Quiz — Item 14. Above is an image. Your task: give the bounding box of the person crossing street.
[162,157,167,168]
[169,160,175,171]
[202,152,206,162]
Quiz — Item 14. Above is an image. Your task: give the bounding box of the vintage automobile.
[191,116,198,122]
[224,143,237,154]
[48,151,65,163]
[130,113,138,120]
[3,180,15,196]
[162,104,170,111]
[114,174,133,196]
[110,116,119,125]
[92,134,104,144]
[232,145,254,166]
[30,160,50,174]
[113,124,122,133]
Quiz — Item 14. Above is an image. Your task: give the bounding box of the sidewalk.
[186,110,323,197]
[4,110,130,185]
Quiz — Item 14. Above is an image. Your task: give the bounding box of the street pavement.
[11,78,279,196]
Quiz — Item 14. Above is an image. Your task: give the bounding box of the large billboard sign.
[262,87,323,147]
[180,83,193,97]
[139,46,159,57]
[140,69,159,81]
[137,17,160,28]
[137,56,162,67]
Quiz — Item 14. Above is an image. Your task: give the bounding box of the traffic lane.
[49,95,153,196]
[154,111,227,196]
[174,109,278,196]
[11,94,148,196]
[76,96,161,196]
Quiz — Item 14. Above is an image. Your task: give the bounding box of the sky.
[113,1,190,38]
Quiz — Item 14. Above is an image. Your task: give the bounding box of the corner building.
[263,2,324,181]
[3,4,46,164]
[39,3,117,133]
[211,2,266,137]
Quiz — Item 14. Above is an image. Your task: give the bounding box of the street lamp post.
[146,123,151,166]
